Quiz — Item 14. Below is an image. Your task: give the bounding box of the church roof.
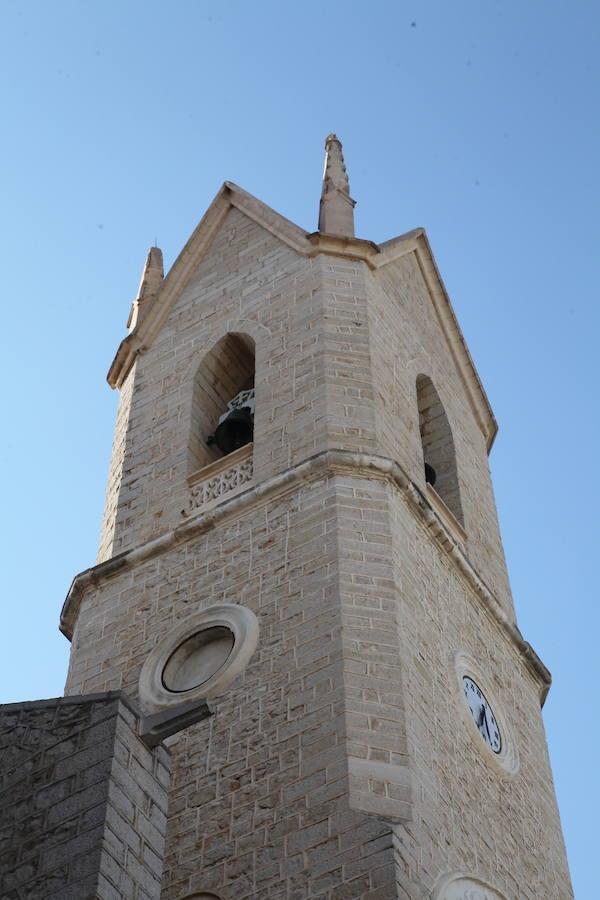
[108,179,498,451]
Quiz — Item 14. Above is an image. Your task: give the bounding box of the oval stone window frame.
[183,894,222,900]
[139,604,259,711]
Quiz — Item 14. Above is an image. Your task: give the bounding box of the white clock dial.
[462,676,502,753]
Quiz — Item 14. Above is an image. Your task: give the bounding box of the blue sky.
[0,1,597,895]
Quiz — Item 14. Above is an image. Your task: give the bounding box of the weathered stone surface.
[0,693,170,899]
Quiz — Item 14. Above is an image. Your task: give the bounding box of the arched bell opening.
[188,332,255,475]
[416,374,464,526]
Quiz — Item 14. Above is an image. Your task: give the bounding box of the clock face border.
[453,651,519,778]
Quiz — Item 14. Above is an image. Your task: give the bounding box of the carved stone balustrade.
[188,443,253,513]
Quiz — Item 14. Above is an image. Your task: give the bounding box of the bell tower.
[61,136,573,899]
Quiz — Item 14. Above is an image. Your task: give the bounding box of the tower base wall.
[0,692,171,899]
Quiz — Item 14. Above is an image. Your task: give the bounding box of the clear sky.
[0,1,597,895]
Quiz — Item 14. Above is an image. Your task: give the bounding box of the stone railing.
[188,443,253,513]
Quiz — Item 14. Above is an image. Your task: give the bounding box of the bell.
[212,406,254,455]
[424,461,437,487]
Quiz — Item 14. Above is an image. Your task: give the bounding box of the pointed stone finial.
[127,246,164,331]
[318,133,356,237]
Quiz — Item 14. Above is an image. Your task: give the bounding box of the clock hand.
[483,708,492,742]
[477,704,486,730]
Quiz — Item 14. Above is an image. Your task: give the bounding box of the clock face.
[462,676,502,754]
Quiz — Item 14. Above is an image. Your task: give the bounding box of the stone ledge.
[0,690,135,714]
[60,449,551,704]
[426,483,467,545]
[348,756,413,823]
[187,442,253,486]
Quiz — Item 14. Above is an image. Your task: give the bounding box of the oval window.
[162,626,235,692]
[139,603,259,710]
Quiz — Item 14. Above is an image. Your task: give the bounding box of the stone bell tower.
[59,135,573,899]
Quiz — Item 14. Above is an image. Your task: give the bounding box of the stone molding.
[181,318,271,385]
[60,449,551,704]
[432,872,509,899]
[426,483,467,546]
[413,236,497,449]
[182,894,222,899]
[0,689,138,717]
[348,756,412,823]
[106,181,497,450]
[138,603,259,711]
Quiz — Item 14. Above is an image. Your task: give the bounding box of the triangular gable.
[108,182,497,449]
[376,231,498,450]
[108,182,311,389]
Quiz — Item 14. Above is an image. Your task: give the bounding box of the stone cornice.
[305,231,382,266]
[106,183,497,451]
[60,450,551,705]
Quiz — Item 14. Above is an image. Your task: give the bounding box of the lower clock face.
[462,676,502,753]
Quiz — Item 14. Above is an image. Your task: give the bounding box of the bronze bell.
[212,406,254,455]
[424,461,437,487]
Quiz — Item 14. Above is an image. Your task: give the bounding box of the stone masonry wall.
[370,255,514,616]
[98,365,137,563]
[66,476,402,899]
[0,692,171,900]
[65,467,571,898]
[318,255,378,454]
[386,483,572,898]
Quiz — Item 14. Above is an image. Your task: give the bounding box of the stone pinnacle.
[318,133,356,237]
